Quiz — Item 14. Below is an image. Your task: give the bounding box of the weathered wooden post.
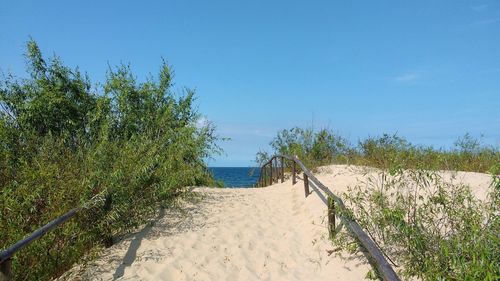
[272,158,275,183]
[263,166,266,187]
[263,165,267,186]
[268,164,271,186]
[277,157,280,183]
[303,173,309,197]
[328,196,336,238]
[280,156,284,183]
[269,160,273,185]
[264,165,267,186]
[275,157,279,183]
[261,167,264,187]
[0,258,12,281]
[257,167,263,187]
[263,164,266,186]
[292,161,296,185]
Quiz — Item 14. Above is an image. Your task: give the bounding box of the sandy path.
[66,168,372,281]
[64,165,493,281]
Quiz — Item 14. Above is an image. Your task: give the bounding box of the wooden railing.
[1,208,80,281]
[257,155,287,186]
[258,155,401,281]
[0,193,111,281]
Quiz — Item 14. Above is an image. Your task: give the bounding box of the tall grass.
[0,40,221,280]
[356,133,498,173]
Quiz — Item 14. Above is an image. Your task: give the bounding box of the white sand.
[63,165,494,281]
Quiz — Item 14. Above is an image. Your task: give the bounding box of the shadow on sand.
[112,208,166,280]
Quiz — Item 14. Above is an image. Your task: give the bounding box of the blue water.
[209,167,261,188]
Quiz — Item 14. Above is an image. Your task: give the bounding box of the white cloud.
[393,73,419,83]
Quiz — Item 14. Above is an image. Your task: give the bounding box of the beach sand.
[62,165,493,281]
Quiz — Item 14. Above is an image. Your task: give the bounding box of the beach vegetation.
[257,127,498,173]
[258,126,499,280]
[0,40,221,281]
[337,168,499,280]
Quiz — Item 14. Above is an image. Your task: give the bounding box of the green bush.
[0,40,221,280]
[256,127,350,169]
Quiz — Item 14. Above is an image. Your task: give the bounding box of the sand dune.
[62,165,493,281]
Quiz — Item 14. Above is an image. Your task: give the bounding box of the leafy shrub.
[256,127,351,168]
[0,40,221,280]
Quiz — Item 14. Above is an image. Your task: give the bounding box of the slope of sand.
[315,165,493,202]
[63,165,493,281]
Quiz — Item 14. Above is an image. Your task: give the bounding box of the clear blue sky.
[1,1,499,166]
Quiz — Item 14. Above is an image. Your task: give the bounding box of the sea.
[208,167,261,188]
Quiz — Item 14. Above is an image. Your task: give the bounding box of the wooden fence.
[257,155,401,281]
[0,192,114,281]
[0,207,83,281]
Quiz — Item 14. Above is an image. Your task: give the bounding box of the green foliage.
[260,127,351,168]
[338,169,499,280]
[2,41,97,140]
[355,133,499,172]
[0,40,221,280]
[258,126,499,173]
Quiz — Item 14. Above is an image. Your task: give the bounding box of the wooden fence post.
[265,164,267,186]
[303,173,309,197]
[260,166,263,187]
[264,165,268,186]
[272,158,275,183]
[263,165,267,186]
[0,258,12,281]
[328,197,336,238]
[280,156,284,183]
[269,161,273,185]
[258,167,264,187]
[263,166,266,187]
[292,162,296,185]
[274,157,280,183]
[268,164,271,186]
